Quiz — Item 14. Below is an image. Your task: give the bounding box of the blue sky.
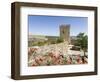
[28,15,88,36]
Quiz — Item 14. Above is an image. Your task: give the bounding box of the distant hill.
[28,35,77,41]
[28,35,59,42]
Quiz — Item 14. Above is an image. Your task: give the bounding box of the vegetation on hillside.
[29,37,64,47]
[74,33,88,56]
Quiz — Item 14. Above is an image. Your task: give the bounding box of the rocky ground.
[28,42,88,66]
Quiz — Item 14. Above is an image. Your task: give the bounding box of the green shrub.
[56,38,63,43]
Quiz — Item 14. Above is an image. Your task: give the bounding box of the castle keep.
[60,24,70,44]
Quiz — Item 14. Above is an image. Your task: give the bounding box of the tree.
[74,33,88,56]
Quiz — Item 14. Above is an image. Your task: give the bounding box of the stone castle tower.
[60,24,70,44]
